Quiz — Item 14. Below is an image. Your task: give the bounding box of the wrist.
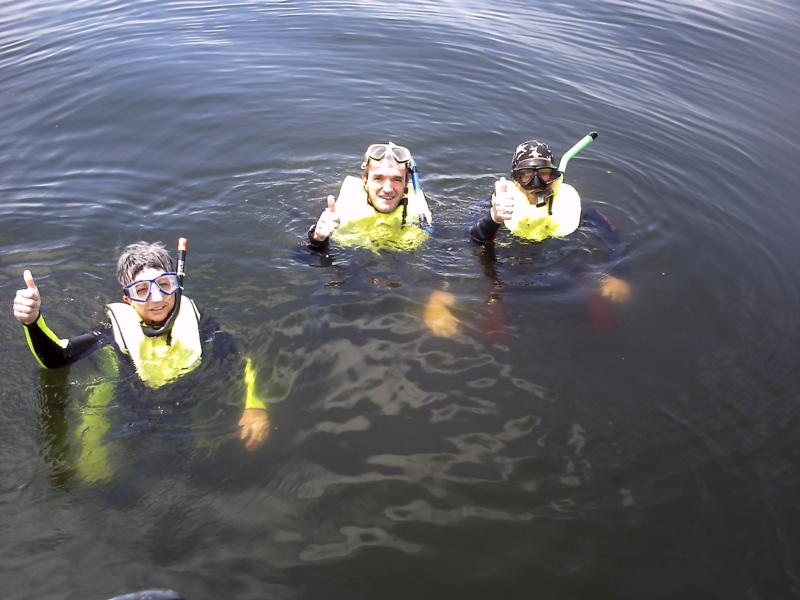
[307,226,330,250]
[23,312,41,327]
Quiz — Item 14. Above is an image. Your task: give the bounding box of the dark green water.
[2,1,800,598]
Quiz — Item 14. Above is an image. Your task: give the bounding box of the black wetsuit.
[23,313,230,370]
[306,224,330,251]
[469,202,620,248]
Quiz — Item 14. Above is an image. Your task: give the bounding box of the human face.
[513,166,560,190]
[364,159,407,213]
[512,161,560,204]
[126,266,177,324]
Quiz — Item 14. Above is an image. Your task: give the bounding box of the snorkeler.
[469,134,631,303]
[306,142,457,336]
[307,142,431,252]
[12,240,271,464]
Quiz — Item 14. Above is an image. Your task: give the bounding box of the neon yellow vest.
[332,175,432,251]
[106,297,202,389]
[503,177,582,241]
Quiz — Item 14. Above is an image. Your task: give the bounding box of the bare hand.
[424,290,459,337]
[490,177,514,223]
[600,274,632,304]
[13,270,41,325]
[313,195,340,241]
[239,408,270,451]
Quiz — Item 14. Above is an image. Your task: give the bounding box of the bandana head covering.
[511,140,555,171]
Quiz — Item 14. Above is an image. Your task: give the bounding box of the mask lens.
[538,168,557,182]
[124,273,179,302]
[390,145,411,163]
[155,274,178,294]
[367,144,411,164]
[130,281,152,301]
[366,144,388,161]
[513,169,535,186]
[513,166,560,190]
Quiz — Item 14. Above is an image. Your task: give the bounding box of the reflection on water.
[2,0,800,598]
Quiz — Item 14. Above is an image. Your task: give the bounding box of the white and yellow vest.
[106,297,202,389]
[503,177,582,241]
[332,175,432,251]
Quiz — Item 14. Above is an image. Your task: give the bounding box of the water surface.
[1,1,800,598]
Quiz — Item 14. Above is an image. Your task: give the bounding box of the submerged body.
[469,135,631,304]
[13,242,270,482]
[306,143,456,336]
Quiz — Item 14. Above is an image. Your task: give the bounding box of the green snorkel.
[528,131,598,210]
[141,237,187,338]
[559,131,598,174]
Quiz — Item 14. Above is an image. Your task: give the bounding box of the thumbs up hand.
[313,195,341,242]
[490,177,515,223]
[14,270,42,325]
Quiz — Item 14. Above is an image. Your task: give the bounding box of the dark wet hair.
[116,241,173,285]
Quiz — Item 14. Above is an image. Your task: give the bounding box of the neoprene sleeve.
[23,315,113,369]
[306,225,330,251]
[469,212,502,243]
[24,311,269,411]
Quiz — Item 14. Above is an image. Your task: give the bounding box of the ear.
[122,295,130,304]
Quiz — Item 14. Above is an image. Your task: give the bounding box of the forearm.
[204,325,268,411]
[306,225,330,252]
[23,315,110,369]
[239,356,271,450]
[244,356,268,410]
[581,207,627,277]
[469,213,501,244]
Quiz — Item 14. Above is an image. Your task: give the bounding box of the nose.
[381,179,393,193]
[149,284,164,302]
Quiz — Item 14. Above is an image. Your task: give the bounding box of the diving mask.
[512,161,561,192]
[124,273,180,302]
[361,143,412,169]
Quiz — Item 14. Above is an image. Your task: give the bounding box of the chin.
[375,199,400,213]
[138,304,174,323]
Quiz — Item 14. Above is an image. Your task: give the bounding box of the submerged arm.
[204,318,270,450]
[238,356,271,450]
[582,207,631,303]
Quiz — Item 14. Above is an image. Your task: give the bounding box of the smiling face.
[126,266,177,325]
[364,159,408,213]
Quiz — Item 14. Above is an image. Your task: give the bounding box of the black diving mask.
[512,164,562,192]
